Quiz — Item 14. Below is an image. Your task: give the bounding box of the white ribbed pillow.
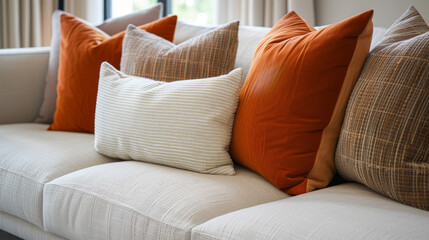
[94,62,243,175]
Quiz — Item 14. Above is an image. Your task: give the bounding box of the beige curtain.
[0,0,104,49]
[0,0,56,48]
[64,0,104,25]
[215,0,315,27]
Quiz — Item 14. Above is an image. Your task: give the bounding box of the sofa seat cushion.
[0,123,114,228]
[192,183,429,240]
[43,161,288,240]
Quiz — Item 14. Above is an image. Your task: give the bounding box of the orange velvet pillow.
[230,10,373,195]
[48,14,177,133]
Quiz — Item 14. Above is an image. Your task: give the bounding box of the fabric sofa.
[0,21,428,240]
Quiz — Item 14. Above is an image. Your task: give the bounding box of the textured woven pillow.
[335,6,429,210]
[174,21,270,80]
[35,4,163,123]
[230,10,373,195]
[120,21,238,81]
[95,62,243,175]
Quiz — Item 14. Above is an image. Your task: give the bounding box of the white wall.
[315,0,429,27]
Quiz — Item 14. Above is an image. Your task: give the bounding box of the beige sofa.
[0,22,428,240]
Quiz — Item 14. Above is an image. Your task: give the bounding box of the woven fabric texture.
[120,21,238,81]
[0,211,65,240]
[95,63,243,175]
[192,183,429,240]
[0,123,113,228]
[335,6,429,210]
[43,161,287,240]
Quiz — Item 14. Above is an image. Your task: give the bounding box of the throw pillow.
[335,6,429,210]
[94,62,243,175]
[174,20,270,80]
[230,10,374,195]
[48,14,177,133]
[36,3,163,123]
[120,21,239,81]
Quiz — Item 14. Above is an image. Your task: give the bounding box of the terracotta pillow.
[120,21,238,81]
[336,6,429,210]
[230,10,373,195]
[48,14,177,133]
[36,3,163,123]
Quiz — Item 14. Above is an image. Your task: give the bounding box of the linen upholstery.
[192,183,429,240]
[48,14,177,133]
[120,21,238,81]
[0,211,65,240]
[335,6,429,210]
[0,123,114,228]
[230,10,374,195]
[43,161,288,240]
[95,63,242,175]
[36,4,163,123]
[0,47,49,124]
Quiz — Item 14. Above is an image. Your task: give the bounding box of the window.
[171,0,215,25]
[109,0,215,25]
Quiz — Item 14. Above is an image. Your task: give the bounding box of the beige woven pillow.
[95,62,243,175]
[335,6,429,210]
[120,21,239,81]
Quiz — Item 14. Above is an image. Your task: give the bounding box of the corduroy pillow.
[335,6,429,210]
[120,21,238,81]
[95,62,243,175]
[48,14,177,133]
[230,10,374,195]
[36,3,163,123]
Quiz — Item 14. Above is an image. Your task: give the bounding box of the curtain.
[0,0,103,49]
[215,0,315,27]
[0,0,56,48]
[64,0,104,26]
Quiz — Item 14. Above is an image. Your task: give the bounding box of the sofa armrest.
[0,47,49,124]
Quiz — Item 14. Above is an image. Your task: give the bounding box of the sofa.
[1,15,429,240]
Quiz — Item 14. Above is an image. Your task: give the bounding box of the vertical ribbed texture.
[0,0,56,48]
[336,6,429,211]
[120,21,238,81]
[215,0,314,27]
[64,0,104,25]
[95,63,243,175]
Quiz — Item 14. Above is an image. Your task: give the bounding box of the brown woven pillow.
[120,21,238,81]
[335,6,429,210]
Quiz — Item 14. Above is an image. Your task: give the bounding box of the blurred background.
[0,0,428,49]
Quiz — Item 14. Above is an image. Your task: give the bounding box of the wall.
[315,0,429,27]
